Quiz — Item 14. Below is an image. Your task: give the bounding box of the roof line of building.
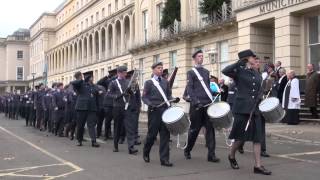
[29,12,57,29]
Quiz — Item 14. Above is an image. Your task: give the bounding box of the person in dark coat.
[305,64,319,118]
[142,62,178,167]
[52,83,66,137]
[34,84,45,129]
[95,85,106,139]
[227,79,237,109]
[222,49,271,175]
[64,85,78,140]
[71,71,100,147]
[184,50,220,163]
[42,87,52,131]
[276,68,288,104]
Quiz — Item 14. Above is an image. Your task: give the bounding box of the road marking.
[277,151,320,157]
[271,133,320,145]
[0,126,83,179]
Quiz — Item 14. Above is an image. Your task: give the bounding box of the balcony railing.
[131,2,235,50]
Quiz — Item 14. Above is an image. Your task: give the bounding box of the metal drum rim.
[259,97,280,113]
[162,106,185,125]
[207,102,231,118]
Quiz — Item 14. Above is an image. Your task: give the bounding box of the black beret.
[151,62,163,69]
[192,49,203,58]
[238,49,256,59]
[108,68,117,75]
[117,66,128,73]
[83,71,93,82]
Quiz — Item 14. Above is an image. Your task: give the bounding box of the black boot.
[91,140,100,148]
[143,151,150,163]
[184,151,191,159]
[129,147,138,155]
[77,141,82,146]
[228,155,239,169]
[113,144,119,152]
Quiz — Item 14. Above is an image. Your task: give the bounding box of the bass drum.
[207,102,233,130]
[162,106,190,136]
[259,97,285,123]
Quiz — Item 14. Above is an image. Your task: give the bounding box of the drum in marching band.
[162,106,190,136]
[207,102,233,130]
[258,97,285,123]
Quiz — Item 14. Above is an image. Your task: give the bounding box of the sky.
[0,0,65,37]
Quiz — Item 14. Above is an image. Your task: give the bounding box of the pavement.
[0,113,320,180]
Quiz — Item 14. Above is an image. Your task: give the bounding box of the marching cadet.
[107,66,137,154]
[42,87,52,131]
[97,69,117,140]
[126,70,142,146]
[52,83,66,137]
[64,86,78,140]
[30,86,39,127]
[34,83,45,129]
[96,85,106,139]
[184,50,220,163]
[71,71,100,147]
[222,49,271,175]
[48,83,58,133]
[142,62,179,167]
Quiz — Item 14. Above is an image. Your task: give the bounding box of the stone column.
[129,15,133,49]
[274,14,301,73]
[106,26,110,59]
[98,30,102,61]
[87,37,90,64]
[92,34,96,63]
[120,19,125,55]
[77,41,80,67]
[112,24,116,57]
[81,40,85,66]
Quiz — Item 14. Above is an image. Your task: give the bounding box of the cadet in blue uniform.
[222,49,271,175]
[184,50,220,163]
[142,62,178,167]
[52,83,66,137]
[71,71,100,147]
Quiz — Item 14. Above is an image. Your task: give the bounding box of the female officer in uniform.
[222,49,271,175]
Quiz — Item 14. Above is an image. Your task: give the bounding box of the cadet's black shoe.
[208,156,220,163]
[184,151,191,159]
[119,139,125,144]
[143,152,150,163]
[160,160,173,167]
[70,136,74,141]
[91,141,100,148]
[129,148,138,155]
[254,166,272,175]
[134,141,141,145]
[238,148,244,154]
[228,155,239,169]
[77,141,82,146]
[261,151,270,157]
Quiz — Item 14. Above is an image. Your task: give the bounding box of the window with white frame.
[219,41,229,81]
[102,8,105,18]
[101,68,105,77]
[17,67,23,80]
[17,50,23,59]
[115,0,119,11]
[143,10,148,44]
[156,3,164,31]
[96,12,99,22]
[108,4,111,16]
[153,54,160,64]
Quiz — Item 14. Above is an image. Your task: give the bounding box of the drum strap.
[151,78,170,107]
[192,68,213,102]
[116,79,129,110]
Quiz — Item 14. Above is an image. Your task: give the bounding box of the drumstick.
[156,98,178,108]
[196,93,221,110]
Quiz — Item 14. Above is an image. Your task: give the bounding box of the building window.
[124,63,128,67]
[169,51,177,72]
[143,10,148,44]
[153,54,160,63]
[85,18,88,28]
[96,12,99,22]
[309,16,320,70]
[91,15,94,25]
[156,3,164,28]
[139,58,144,87]
[17,50,23,59]
[219,41,229,80]
[108,4,111,15]
[101,68,105,77]
[123,0,126,6]
[108,66,112,71]
[115,0,118,11]
[102,8,105,18]
[81,21,84,31]
[95,70,98,81]
[17,67,23,80]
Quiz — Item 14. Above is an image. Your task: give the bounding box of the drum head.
[207,102,230,118]
[259,97,279,112]
[162,107,184,124]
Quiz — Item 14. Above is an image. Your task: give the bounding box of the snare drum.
[207,102,233,130]
[162,106,190,136]
[259,97,285,123]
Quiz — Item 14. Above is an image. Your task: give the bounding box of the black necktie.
[158,77,161,82]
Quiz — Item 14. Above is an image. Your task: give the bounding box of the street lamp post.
[31,73,36,90]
